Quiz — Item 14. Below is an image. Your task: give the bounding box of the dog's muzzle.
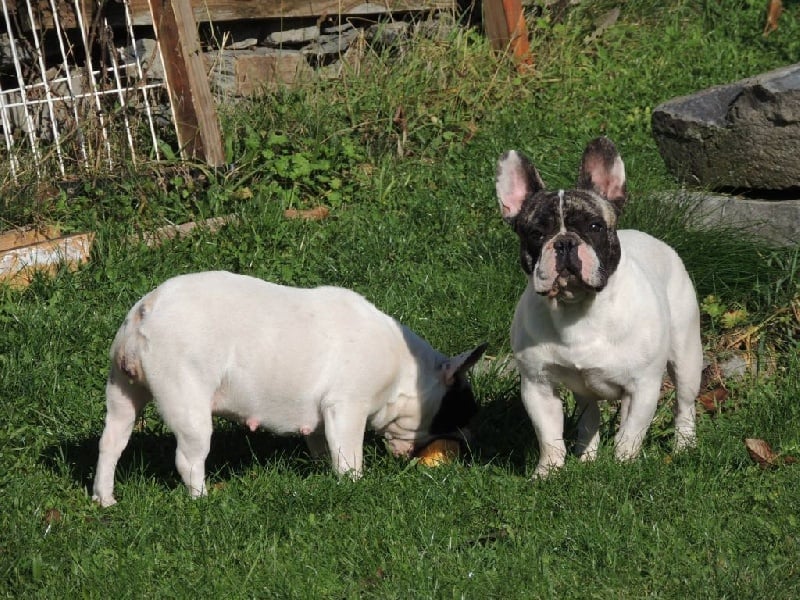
[553,234,583,276]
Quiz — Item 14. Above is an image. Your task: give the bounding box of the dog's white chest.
[547,362,624,400]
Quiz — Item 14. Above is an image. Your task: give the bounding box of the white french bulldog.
[495,137,702,476]
[92,271,486,506]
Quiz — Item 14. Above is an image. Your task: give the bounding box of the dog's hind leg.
[93,367,152,507]
[173,423,213,499]
[614,377,661,461]
[154,379,214,499]
[668,329,702,451]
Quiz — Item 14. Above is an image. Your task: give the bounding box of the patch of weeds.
[220,122,364,210]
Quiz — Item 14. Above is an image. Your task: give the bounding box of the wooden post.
[148,0,225,167]
[483,0,533,69]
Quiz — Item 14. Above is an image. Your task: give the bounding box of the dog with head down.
[92,271,486,506]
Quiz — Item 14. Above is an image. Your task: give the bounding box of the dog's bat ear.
[496,151,544,222]
[440,342,488,387]
[577,137,627,211]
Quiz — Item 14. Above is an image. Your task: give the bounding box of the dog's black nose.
[554,237,576,256]
[554,236,582,274]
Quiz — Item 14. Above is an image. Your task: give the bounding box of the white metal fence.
[0,0,173,179]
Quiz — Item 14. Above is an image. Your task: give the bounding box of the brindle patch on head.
[563,190,618,230]
[512,191,563,275]
[513,189,618,275]
[561,190,621,287]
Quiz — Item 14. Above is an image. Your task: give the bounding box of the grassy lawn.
[2,1,799,596]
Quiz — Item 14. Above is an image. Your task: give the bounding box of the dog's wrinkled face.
[496,137,627,303]
[383,374,479,457]
[380,342,486,457]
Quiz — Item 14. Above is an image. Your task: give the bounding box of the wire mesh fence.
[0,0,174,181]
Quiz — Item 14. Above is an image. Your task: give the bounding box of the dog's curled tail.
[110,291,157,384]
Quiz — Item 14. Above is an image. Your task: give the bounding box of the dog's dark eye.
[589,222,605,233]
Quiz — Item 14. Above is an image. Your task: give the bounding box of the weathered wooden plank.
[5,0,93,31]
[482,2,509,51]
[128,0,453,26]
[0,232,94,288]
[0,225,60,252]
[5,0,451,30]
[149,0,225,166]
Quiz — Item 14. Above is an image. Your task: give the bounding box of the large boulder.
[652,63,800,191]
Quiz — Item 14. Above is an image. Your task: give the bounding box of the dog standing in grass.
[495,137,702,476]
[92,271,486,506]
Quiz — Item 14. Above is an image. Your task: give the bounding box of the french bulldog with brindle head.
[496,137,702,476]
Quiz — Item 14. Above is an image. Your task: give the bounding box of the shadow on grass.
[40,428,338,497]
[469,394,537,476]
[41,392,540,495]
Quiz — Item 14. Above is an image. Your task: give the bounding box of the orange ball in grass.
[415,438,462,467]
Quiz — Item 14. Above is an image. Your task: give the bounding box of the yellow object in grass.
[416,438,461,467]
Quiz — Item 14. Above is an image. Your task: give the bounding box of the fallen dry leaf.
[393,106,407,134]
[463,120,479,144]
[764,0,782,36]
[43,508,62,535]
[283,206,330,221]
[745,438,779,468]
[698,386,729,413]
[43,508,62,525]
[584,7,621,44]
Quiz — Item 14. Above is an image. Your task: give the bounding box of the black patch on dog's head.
[429,375,478,435]
[511,192,560,275]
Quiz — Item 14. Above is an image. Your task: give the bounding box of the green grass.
[2,1,800,596]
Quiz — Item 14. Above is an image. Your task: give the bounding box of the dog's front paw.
[531,460,565,479]
[92,494,117,508]
[613,440,642,462]
[674,430,697,452]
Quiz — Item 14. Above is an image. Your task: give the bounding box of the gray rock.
[322,23,355,34]
[367,21,410,47]
[659,190,800,247]
[652,63,800,191]
[119,38,163,80]
[302,29,360,57]
[226,38,258,51]
[266,26,320,46]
